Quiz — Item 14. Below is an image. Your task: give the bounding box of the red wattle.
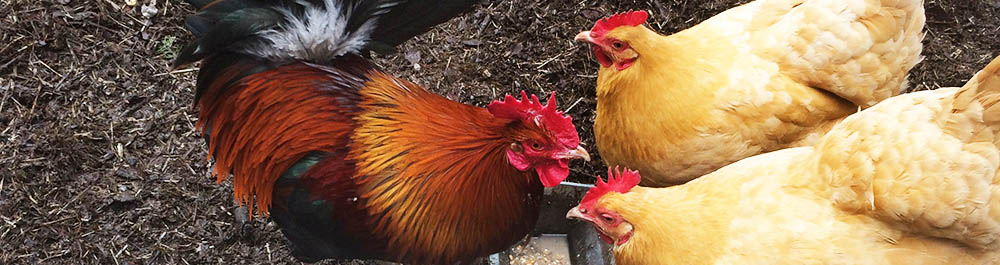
[593,46,612,68]
[616,58,635,71]
[536,163,569,187]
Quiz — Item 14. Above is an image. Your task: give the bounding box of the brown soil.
[2,0,998,264]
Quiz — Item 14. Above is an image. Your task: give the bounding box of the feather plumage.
[175,0,591,264]
[580,0,926,186]
[569,55,1000,265]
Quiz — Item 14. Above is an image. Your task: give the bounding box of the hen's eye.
[612,41,624,49]
[601,214,615,223]
[530,142,543,150]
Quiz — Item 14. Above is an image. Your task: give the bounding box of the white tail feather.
[244,0,378,62]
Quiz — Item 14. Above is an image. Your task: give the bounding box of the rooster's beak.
[575,31,594,43]
[566,206,588,221]
[556,146,591,161]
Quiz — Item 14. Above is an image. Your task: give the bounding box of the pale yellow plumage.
[592,0,925,186]
[597,55,1000,265]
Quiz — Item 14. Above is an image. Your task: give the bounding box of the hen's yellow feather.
[590,55,1000,264]
[591,0,925,186]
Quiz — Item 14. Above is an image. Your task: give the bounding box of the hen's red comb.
[590,10,649,38]
[580,166,641,208]
[487,91,579,148]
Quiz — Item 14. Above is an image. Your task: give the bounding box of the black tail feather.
[183,15,215,37]
[184,0,217,9]
[346,0,406,35]
[174,0,483,68]
[181,0,260,37]
[367,0,483,53]
[174,8,283,68]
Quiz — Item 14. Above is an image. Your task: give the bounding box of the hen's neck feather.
[594,26,724,150]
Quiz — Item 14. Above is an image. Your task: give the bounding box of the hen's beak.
[556,146,591,161]
[575,31,594,43]
[566,206,588,221]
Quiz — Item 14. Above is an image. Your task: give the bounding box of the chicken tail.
[172,0,402,68]
[816,54,1000,251]
[954,55,1000,124]
[755,0,925,107]
[172,0,482,68]
[173,0,484,103]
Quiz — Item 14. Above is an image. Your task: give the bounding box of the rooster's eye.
[612,41,624,49]
[530,142,543,150]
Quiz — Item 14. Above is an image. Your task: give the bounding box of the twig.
[535,47,577,70]
[153,67,199,77]
[109,243,120,265]
[266,242,272,262]
[0,79,11,118]
[0,53,24,73]
[559,181,594,189]
[41,217,72,226]
[563,97,584,113]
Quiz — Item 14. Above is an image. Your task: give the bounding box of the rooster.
[567,55,1000,265]
[575,0,926,186]
[172,0,592,264]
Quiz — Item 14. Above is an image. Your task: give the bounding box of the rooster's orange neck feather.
[348,72,543,264]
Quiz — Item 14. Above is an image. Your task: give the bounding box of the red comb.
[590,10,649,38]
[488,91,579,147]
[580,166,641,208]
